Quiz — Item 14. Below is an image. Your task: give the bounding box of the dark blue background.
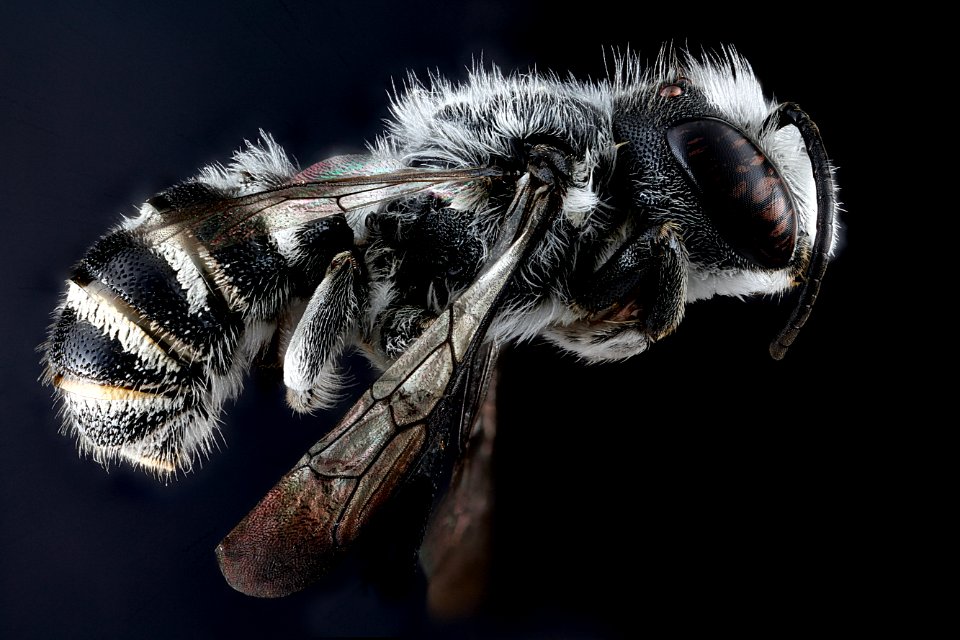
[2,1,890,637]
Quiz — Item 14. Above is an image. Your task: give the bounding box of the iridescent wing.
[216,171,563,597]
[138,154,502,248]
[420,357,499,618]
[45,154,503,478]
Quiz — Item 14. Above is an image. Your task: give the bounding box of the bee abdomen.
[46,189,356,475]
[48,306,191,391]
[51,374,209,475]
[45,223,248,475]
[46,311,216,475]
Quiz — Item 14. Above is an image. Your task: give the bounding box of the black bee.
[42,47,838,598]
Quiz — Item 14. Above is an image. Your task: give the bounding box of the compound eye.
[666,118,798,268]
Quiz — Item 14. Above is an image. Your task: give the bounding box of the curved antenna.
[766,102,838,360]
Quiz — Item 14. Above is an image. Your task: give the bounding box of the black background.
[1,1,900,638]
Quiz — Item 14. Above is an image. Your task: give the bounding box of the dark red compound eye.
[666,118,798,268]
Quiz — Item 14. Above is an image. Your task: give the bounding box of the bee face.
[613,71,809,275]
[542,55,829,364]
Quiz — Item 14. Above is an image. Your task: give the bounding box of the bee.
[42,46,838,599]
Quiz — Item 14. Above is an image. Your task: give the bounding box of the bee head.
[596,56,837,360]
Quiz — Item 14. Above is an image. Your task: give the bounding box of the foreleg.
[572,223,688,340]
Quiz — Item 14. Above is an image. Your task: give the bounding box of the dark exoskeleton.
[43,50,838,602]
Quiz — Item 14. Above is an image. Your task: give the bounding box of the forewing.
[138,155,501,248]
[420,356,499,618]
[216,174,559,597]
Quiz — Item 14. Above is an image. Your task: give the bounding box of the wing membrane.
[420,355,499,618]
[216,174,560,597]
[139,155,502,248]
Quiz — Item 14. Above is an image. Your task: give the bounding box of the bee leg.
[283,250,363,413]
[373,305,438,362]
[573,223,688,340]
